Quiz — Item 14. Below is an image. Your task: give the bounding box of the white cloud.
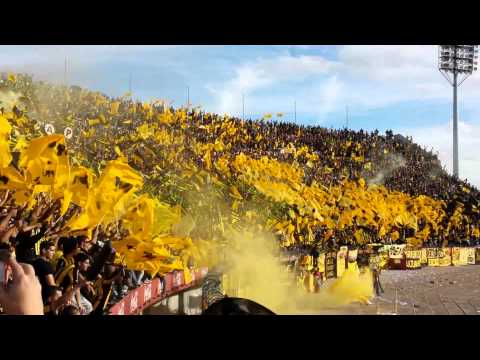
[4,45,478,115]
[0,45,177,64]
[0,45,182,85]
[303,75,343,121]
[401,120,480,188]
[206,46,480,186]
[205,45,480,120]
[206,55,339,115]
[2,45,479,186]
[338,45,436,82]
[206,46,467,117]
[337,45,480,107]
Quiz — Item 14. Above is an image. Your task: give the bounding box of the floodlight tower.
[438,45,478,178]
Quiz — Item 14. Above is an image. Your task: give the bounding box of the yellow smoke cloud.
[222,228,374,314]
[0,90,23,111]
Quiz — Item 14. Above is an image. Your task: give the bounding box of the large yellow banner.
[325,252,337,279]
[421,248,428,264]
[426,248,438,259]
[405,250,422,259]
[459,248,469,265]
[405,250,422,269]
[347,249,358,262]
[406,258,422,269]
[389,245,405,259]
[467,248,476,265]
[318,253,326,281]
[438,248,451,267]
[451,248,461,266]
[337,246,348,277]
[428,258,439,267]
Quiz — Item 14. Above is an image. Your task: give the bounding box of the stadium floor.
[144,266,480,315]
[306,266,480,315]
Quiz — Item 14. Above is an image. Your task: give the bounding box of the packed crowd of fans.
[1,73,479,315]
[3,74,480,241]
[0,191,153,315]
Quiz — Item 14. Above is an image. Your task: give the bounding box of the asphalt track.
[308,266,480,315]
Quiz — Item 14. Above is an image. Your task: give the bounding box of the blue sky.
[1,45,480,186]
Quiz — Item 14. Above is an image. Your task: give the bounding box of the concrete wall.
[184,288,203,315]
[144,287,203,315]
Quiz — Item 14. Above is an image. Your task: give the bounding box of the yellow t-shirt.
[307,273,315,293]
[297,273,306,288]
[51,251,64,269]
[184,267,193,285]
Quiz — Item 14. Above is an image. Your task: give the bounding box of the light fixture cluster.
[439,45,478,74]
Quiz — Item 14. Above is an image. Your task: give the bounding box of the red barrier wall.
[108,267,208,315]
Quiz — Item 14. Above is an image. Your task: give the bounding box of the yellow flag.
[0,115,12,135]
[0,115,12,168]
[0,138,12,169]
[69,166,96,208]
[153,200,181,236]
[136,123,153,140]
[229,186,243,200]
[7,73,16,83]
[88,118,101,126]
[121,195,155,242]
[114,146,124,158]
[0,166,27,191]
[95,158,143,223]
[12,134,70,208]
[110,101,120,115]
[19,134,67,187]
[66,158,142,232]
[64,193,98,235]
[394,211,418,231]
[184,266,193,284]
[13,136,29,153]
[60,188,73,216]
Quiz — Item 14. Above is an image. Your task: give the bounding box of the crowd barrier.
[357,246,480,270]
[293,246,480,276]
[111,247,480,314]
[108,267,208,315]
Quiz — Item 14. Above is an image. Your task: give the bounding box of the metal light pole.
[346,105,349,129]
[294,101,296,122]
[242,94,245,121]
[128,73,132,95]
[438,45,478,178]
[453,69,458,176]
[64,57,68,86]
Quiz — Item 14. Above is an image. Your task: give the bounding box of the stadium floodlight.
[438,45,479,178]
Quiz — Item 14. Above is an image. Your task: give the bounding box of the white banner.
[44,123,55,135]
[64,127,73,139]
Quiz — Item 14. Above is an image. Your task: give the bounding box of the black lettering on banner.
[325,252,337,279]
[406,258,421,269]
[57,144,66,156]
[427,248,437,259]
[45,125,55,134]
[143,252,155,260]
